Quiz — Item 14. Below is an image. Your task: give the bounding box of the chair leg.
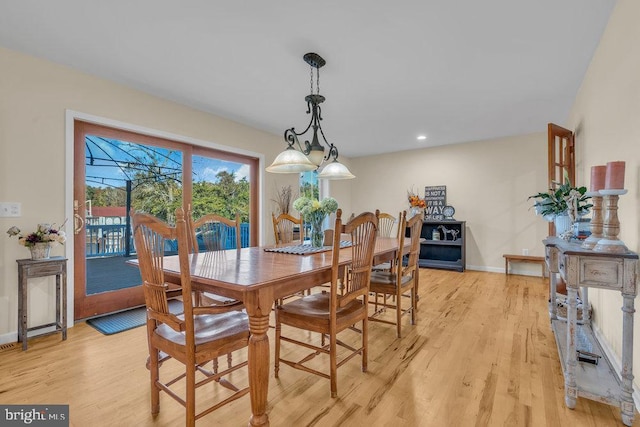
[186,364,196,427]
[149,347,160,415]
[330,330,337,398]
[274,311,281,379]
[411,285,417,325]
[396,290,402,338]
[362,316,368,373]
[227,352,232,369]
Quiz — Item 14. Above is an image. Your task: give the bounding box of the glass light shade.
[307,148,325,166]
[317,160,355,180]
[266,148,317,173]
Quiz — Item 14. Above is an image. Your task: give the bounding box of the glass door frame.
[68,112,261,320]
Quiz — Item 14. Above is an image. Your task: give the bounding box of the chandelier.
[266,52,355,180]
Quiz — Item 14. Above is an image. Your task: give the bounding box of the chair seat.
[278,293,366,332]
[155,310,249,347]
[200,292,239,306]
[371,261,392,271]
[369,271,413,288]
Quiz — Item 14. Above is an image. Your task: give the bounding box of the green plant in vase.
[293,196,338,247]
[528,180,592,238]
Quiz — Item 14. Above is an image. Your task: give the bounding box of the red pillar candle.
[604,161,626,189]
[590,165,606,192]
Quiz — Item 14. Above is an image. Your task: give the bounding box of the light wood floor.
[1,269,638,426]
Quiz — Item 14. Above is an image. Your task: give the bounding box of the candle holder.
[593,189,628,254]
[582,191,603,249]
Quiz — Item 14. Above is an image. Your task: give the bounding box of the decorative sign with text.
[424,186,446,220]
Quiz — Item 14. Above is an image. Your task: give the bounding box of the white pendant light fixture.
[318,159,355,180]
[265,147,316,173]
[266,52,355,180]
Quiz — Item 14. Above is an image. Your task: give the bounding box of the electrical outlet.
[0,202,21,217]
[522,248,529,256]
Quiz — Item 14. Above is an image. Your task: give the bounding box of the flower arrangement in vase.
[293,196,338,247]
[6,221,67,259]
[407,187,426,217]
[528,181,592,238]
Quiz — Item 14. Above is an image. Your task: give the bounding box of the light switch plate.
[0,202,21,217]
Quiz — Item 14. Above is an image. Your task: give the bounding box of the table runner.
[264,240,352,255]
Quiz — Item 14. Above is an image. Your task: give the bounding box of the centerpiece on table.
[528,181,592,239]
[407,187,426,218]
[292,196,338,248]
[6,222,67,260]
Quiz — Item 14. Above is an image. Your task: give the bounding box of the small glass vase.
[308,212,326,248]
[30,242,51,260]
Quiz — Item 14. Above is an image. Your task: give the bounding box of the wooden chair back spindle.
[272,213,304,244]
[189,212,241,253]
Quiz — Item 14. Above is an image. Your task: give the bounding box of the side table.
[16,257,68,351]
[544,237,638,426]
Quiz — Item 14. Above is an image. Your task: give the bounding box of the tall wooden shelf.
[418,220,465,272]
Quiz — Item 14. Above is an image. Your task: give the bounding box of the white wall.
[350,133,550,273]
[565,0,640,388]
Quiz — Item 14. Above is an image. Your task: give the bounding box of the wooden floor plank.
[0,269,637,426]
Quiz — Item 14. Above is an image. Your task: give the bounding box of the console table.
[16,257,67,351]
[544,238,637,426]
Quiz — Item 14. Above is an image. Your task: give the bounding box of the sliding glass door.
[74,120,259,319]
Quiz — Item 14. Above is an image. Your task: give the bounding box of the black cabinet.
[418,220,465,272]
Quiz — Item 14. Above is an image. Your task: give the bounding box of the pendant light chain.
[309,64,320,95]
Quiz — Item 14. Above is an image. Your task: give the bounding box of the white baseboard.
[0,326,62,346]
[0,332,17,345]
[465,264,544,277]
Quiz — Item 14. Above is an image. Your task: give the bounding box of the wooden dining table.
[151,236,407,426]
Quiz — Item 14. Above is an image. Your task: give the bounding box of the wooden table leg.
[245,289,273,427]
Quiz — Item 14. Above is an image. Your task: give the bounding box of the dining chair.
[190,212,242,252]
[132,208,249,427]
[372,210,398,271]
[275,209,378,397]
[272,212,304,244]
[272,212,312,302]
[371,210,400,312]
[188,211,242,305]
[187,210,245,369]
[368,211,422,338]
[376,210,397,238]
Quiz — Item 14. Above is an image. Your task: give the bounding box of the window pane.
[191,154,251,247]
[300,170,319,199]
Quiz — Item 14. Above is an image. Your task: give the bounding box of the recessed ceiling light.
[417,135,427,140]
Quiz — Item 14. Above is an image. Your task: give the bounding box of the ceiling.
[0,1,616,159]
